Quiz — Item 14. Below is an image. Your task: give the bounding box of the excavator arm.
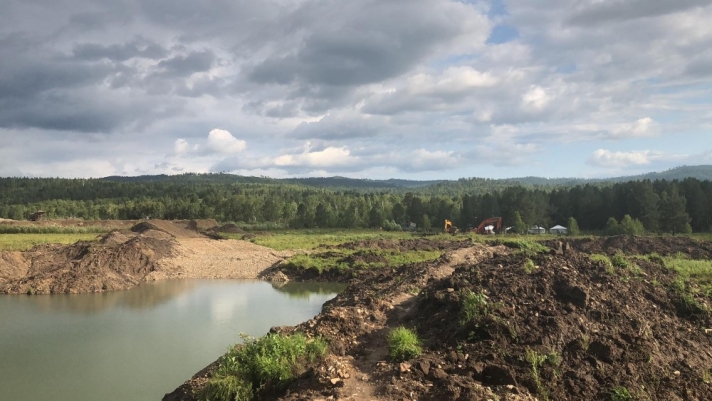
[475,217,502,234]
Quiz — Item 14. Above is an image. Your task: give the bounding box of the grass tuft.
[388,327,422,362]
[200,333,327,401]
[610,386,633,401]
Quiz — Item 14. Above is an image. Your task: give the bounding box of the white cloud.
[274,144,355,168]
[174,139,189,155]
[588,149,660,168]
[207,129,247,155]
[521,86,550,110]
[607,117,661,139]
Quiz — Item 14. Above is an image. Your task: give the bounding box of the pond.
[0,280,345,401]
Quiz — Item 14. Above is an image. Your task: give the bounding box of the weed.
[200,333,327,401]
[388,327,422,362]
[545,352,562,367]
[525,349,550,400]
[668,276,709,317]
[522,259,537,274]
[460,289,490,326]
[703,369,711,384]
[611,253,629,269]
[579,335,591,352]
[590,254,614,274]
[610,386,633,401]
[406,286,420,295]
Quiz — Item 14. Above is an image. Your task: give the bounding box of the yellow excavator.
[444,219,459,235]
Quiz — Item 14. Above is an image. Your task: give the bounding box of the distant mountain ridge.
[101,165,712,189]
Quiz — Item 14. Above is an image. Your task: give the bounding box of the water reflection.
[0,279,344,401]
[271,281,347,299]
[13,280,199,314]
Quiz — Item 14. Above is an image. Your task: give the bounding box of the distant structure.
[29,211,47,221]
[527,225,546,235]
[550,225,568,235]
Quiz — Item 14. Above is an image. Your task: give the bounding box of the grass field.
[0,233,100,251]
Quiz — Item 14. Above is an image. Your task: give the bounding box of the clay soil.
[167,236,712,401]
[0,219,292,294]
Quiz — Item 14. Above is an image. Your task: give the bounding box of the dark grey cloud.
[248,1,483,88]
[73,39,167,61]
[156,51,215,77]
[567,0,712,26]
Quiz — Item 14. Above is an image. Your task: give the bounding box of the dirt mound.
[99,230,130,244]
[0,235,175,294]
[131,220,205,238]
[173,219,219,232]
[168,239,712,401]
[563,235,712,259]
[332,238,472,252]
[210,223,245,234]
[131,221,168,234]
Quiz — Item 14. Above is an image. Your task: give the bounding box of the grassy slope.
[0,233,101,251]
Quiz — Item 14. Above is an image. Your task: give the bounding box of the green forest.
[0,174,710,234]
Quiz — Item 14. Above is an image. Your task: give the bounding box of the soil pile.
[562,235,712,259]
[332,238,472,252]
[172,219,219,232]
[210,223,245,234]
[168,237,712,401]
[0,221,292,294]
[0,233,175,294]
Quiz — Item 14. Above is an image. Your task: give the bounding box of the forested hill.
[1,169,712,234]
[99,165,712,192]
[101,174,442,189]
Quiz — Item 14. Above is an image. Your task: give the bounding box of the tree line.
[0,176,710,233]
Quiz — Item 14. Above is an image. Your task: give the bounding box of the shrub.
[388,327,422,361]
[567,217,580,236]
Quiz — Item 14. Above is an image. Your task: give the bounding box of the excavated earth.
[167,236,712,401]
[0,220,292,294]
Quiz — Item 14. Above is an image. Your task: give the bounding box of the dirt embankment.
[0,220,291,294]
[168,236,712,401]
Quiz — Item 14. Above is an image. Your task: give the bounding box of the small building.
[550,225,568,235]
[527,225,546,235]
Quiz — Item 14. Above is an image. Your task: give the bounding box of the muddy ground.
[167,236,712,401]
[0,220,291,294]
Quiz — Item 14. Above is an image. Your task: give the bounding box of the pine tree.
[512,211,527,234]
[659,187,691,235]
[567,216,580,236]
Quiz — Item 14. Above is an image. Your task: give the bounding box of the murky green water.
[0,280,345,401]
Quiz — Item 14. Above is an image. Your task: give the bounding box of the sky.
[0,0,711,180]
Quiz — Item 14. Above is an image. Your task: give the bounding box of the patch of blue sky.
[456,0,507,17]
[486,24,519,44]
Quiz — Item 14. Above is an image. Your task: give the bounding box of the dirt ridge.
[166,237,712,401]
